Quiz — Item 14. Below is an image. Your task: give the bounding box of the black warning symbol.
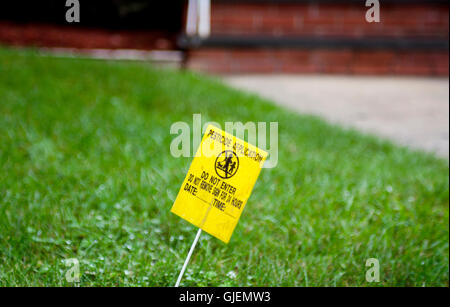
[215,150,239,179]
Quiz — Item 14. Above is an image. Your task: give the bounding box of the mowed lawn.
[0,48,448,286]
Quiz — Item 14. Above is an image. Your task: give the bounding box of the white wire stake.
[175,228,202,287]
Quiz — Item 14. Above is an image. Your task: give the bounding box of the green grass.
[0,48,448,287]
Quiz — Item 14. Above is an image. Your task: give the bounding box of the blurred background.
[0,0,448,156]
[1,0,448,74]
[0,1,448,287]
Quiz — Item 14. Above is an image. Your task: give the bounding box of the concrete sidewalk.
[224,75,449,158]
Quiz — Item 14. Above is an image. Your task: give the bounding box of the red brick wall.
[187,2,449,76]
[211,2,449,38]
[0,22,176,50]
[186,48,448,75]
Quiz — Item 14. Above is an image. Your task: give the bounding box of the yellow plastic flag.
[171,124,268,243]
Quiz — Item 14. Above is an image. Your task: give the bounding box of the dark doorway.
[0,1,185,50]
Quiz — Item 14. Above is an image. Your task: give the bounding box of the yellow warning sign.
[171,124,268,243]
